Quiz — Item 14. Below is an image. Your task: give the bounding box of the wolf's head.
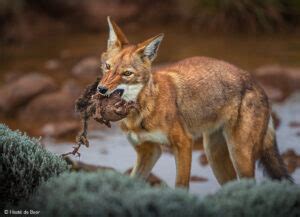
[98,17,163,101]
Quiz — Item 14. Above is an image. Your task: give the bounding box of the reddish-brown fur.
[97,17,292,188]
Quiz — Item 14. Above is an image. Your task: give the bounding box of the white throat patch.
[115,83,144,101]
[127,131,169,146]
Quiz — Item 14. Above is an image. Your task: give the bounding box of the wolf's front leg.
[170,122,193,189]
[130,142,162,179]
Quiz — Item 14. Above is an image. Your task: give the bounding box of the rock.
[124,168,165,187]
[199,153,208,166]
[64,156,115,172]
[72,57,101,80]
[19,80,81,127]
[190,175,208,182]
[281,149,300,174]
[254,65,300,101]
[0,73,57,112]
[3,71,22,84]
[60,49,71,59]
[39,121,81,138]
[260,84,284,102]
[45,59,60,70]
[289,121,300,128]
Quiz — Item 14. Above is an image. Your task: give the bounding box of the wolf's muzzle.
[97,86,108,95]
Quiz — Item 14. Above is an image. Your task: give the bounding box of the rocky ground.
[0,56,106,138]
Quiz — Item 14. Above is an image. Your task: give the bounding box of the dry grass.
[176,0,300,32]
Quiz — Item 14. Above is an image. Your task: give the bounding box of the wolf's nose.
[97,86,108,95]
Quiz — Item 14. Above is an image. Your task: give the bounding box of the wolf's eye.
[123,70,133,76]
[105,63,111,70]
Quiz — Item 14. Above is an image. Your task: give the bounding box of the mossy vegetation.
[20,171,207,217]
[1,125,299,217]
[0,124,67,207]
[19,172,300,217]
[203,179,300,217]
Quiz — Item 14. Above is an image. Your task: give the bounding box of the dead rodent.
[75,77,100,114]
[75,78,138,127]
[63,79,138,157]
[90,90,138,127]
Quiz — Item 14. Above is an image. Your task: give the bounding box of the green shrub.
[203,179,300,217]
[2,123,299,216]
[126,187,205,217]
[20,171,207,217]
[20,173,300,217]
[0,124,67,207]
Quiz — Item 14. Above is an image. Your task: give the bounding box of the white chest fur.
[127,131,169,146]
[115,83,144,101]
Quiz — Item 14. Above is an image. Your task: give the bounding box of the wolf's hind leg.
[224,90,269,179]
[203,129,237,185]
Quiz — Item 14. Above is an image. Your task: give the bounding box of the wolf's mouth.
[111,89,124,97]
[102,88,124,97]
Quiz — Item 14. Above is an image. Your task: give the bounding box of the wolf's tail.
[259,117,293,182]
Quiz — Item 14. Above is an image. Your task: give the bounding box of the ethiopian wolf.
[97,17,292,188]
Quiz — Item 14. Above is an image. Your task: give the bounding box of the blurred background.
[0,0,300,194]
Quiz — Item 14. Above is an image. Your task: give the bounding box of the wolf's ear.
[136,34,164,62]
[107,16,129,51]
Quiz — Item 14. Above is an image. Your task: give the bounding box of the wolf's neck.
[122,75,157,131]
[135,75,157,114]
